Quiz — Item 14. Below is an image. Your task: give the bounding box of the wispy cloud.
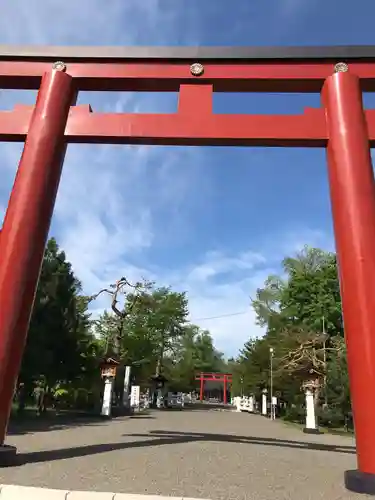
[0,0,335,356]
[164,228,332,356]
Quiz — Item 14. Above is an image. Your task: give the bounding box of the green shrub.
[317,406,349,429]
[283,405,305,424]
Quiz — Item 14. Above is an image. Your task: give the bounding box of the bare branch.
[274,327,330,380]
[87,288,114,302]
[88,276,150,357]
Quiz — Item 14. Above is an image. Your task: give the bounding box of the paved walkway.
[1,408,365,499]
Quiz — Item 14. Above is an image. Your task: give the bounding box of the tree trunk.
[156,338,165,377]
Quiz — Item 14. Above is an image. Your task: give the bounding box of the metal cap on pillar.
[334,62,349,73]
[190,63,204,76]
[52,60,67,72]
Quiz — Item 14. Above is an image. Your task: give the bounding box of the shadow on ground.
[8,414,107,436]
[182,403,232,412]
[8,410,153,436]
[8,403,226,435]
[129,414,155,419]
[13,428,356,466]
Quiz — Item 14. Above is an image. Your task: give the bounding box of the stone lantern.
[150,373,168,408]
[100,357,119,417]
[261,388,268,416]
[302,379,322,434]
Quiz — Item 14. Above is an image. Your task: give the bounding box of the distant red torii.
[195,372,232,404]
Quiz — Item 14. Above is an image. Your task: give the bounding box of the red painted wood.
[1,60,375,92]
[0,70,75,443]
[2,99,375,147]
[1,51,375,483]
[199,376,204,402]
[196,373,232,403]
[178,84,213,115]
[195,373,233,382]
[323,71,375,475]
[0,106,327,146]
[65,107,328,147]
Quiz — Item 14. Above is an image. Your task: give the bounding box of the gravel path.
[0,408,368,499]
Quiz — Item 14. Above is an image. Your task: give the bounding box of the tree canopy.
[15,238,227,413]
[20,238,96,389]
[233,246,350,428]
[14,238,351,430]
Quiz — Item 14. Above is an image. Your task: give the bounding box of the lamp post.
[322,316,328,408]
[270,347,275,420]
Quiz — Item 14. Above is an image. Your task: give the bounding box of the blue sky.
[0,0,373,357]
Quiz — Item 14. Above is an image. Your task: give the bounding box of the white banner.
[130,385,140,407]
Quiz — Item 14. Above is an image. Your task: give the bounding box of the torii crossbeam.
[0,45,374,494]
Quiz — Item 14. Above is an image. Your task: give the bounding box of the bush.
[283,404,305,424]
[317,406,352,430]
[74,388,89,409]
[53,387,73,409]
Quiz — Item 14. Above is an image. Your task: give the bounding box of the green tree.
[166,325,225,392]
[124,285,189,376]
[92,283,190,394]
[280,247,343,335]
[234,246,349,426]
[18,238,95,410]
[325,337,351,414]
[252,247,342,335]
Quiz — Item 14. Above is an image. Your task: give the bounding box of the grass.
[280,417,354,437]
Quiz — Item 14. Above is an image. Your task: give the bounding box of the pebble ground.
[0,408,370,500]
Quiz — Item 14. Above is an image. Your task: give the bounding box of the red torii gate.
[195,372,232,404]
[0,44,374,493]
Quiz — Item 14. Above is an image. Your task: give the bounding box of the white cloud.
[84,228,333,358]
[0,0,335,358]
[162,228,333,357]
[0,0,168,46]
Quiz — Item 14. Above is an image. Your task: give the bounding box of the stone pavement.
[0,408,368,500]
